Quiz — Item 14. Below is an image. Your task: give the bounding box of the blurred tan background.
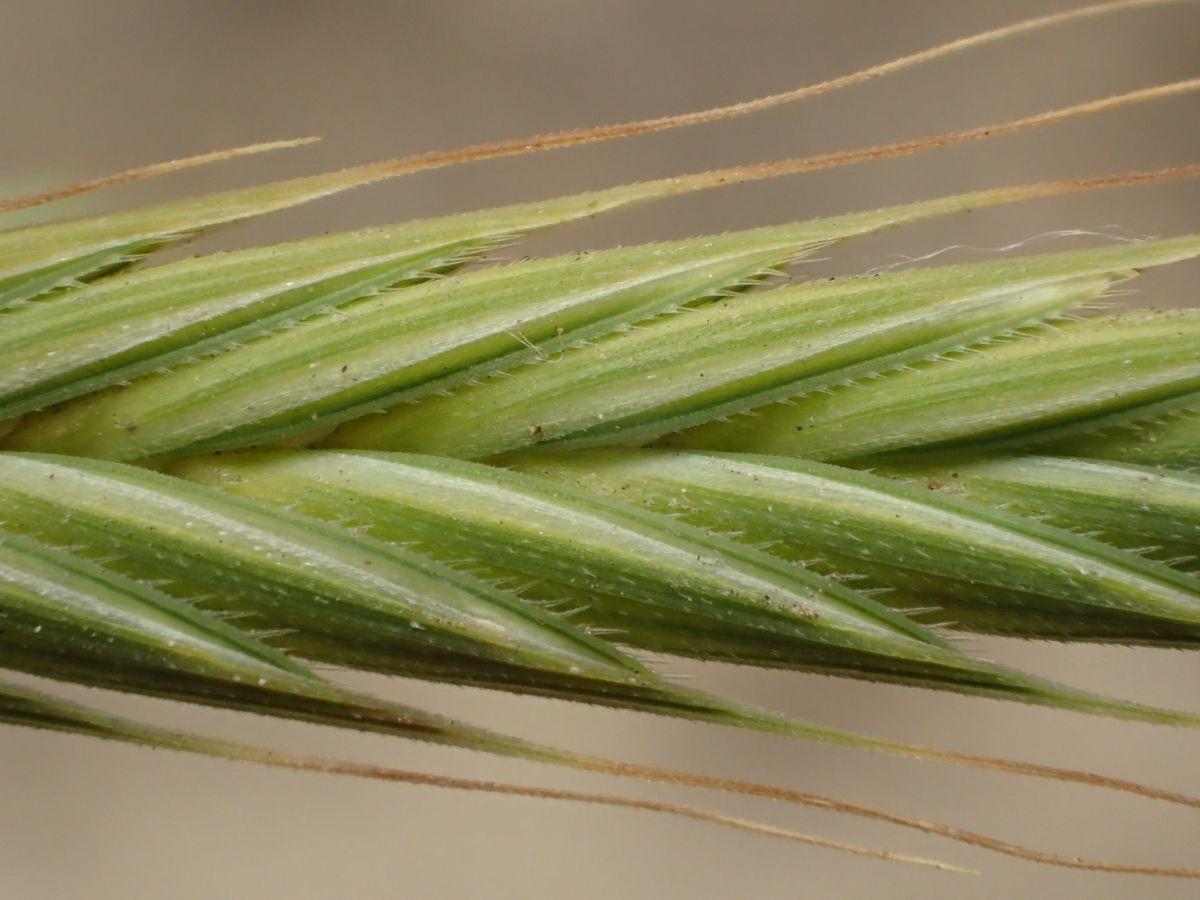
[1,1,1198,897]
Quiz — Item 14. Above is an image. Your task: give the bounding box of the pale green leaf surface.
[0,182,1128,462]
[0,151,748,312]
[0,170,379,310]
[364,240,1198,459]
[0,239,795,460]
[514,450,1200,649]
[166,448,1199,725]
[0,466,852,782]
[0,183,689,422]
[893,455,1200,573]
[0,454,841,732]
[0,454,817,730]
[0,452,639,684]
[169,452,973,672]
[0,528,315,688]
[673,305,1200,460]
[6,453,1166,798]
[1035,394,1200,464]
[0,528,611,765]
